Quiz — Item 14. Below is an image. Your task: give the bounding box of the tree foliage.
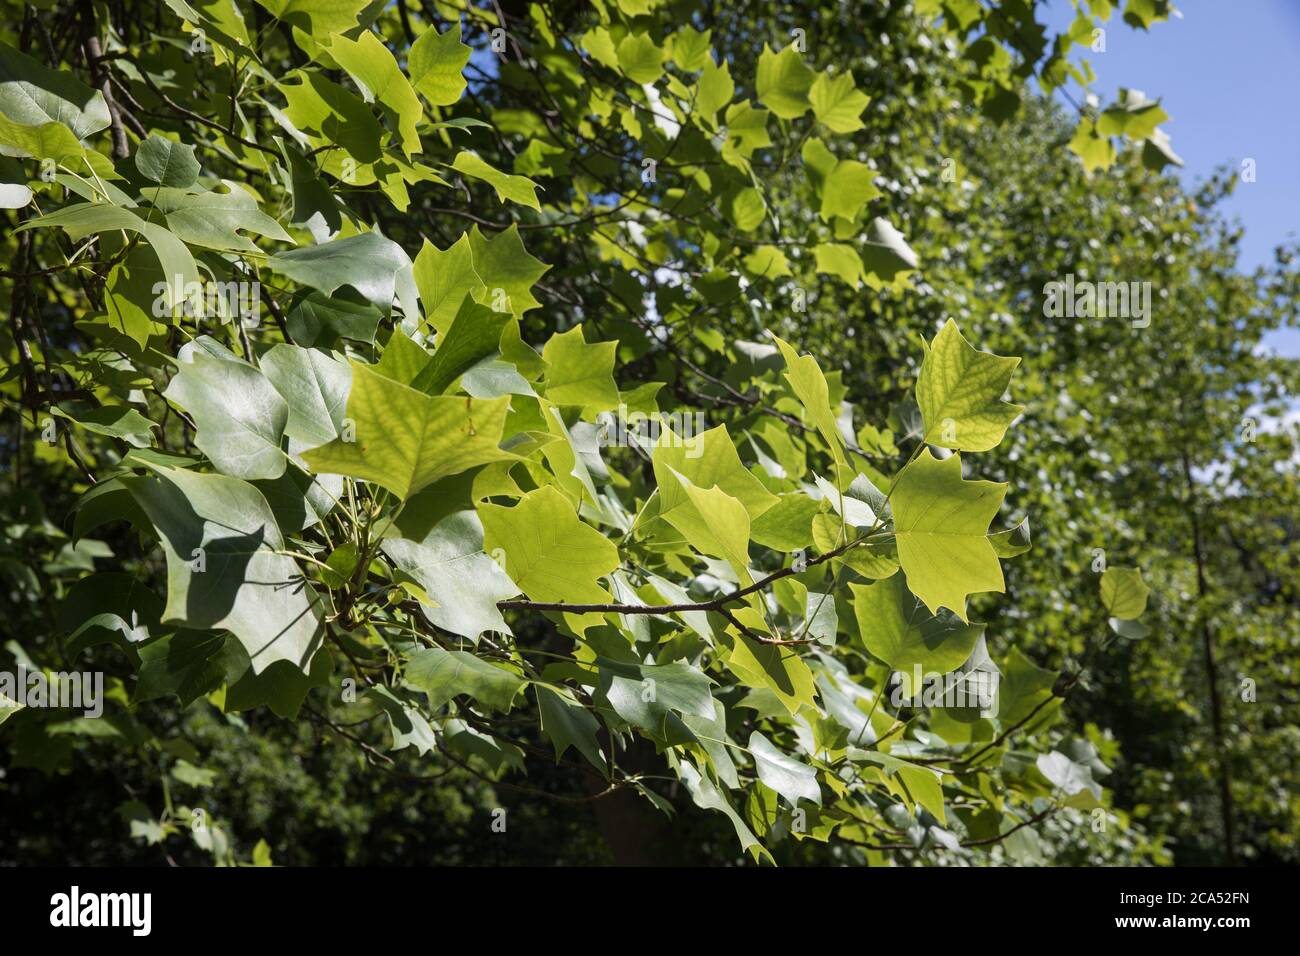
[2,0,1294,867]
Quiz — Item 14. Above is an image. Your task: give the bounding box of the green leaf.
[302,360,514,499]
[327,30,424,156]
[277,66,385,179]
[990,517,1032,558]
[403,644,525,713]
[581,26,620,70]
[818,155,880,223]
[1037,749,1102,800]
[770,332,845,464]
[252,0,369,44]
[412,232,486,336]
[750,493,819,551]
[1068,116,1116,173]
[164,341,289,480]
[372,327,431,385]
[279,139,346,240]
[133,631,232,705]
[57,571,162,653]
[724,633,817,717]
[1100,566,1150,620]
[695,56,734,123]
[660,471,752,586]
[812,241,866,289]
[645,572,715,644]
[652,423,778,521]
[678,758,770,861]
[536,685,607,773]
[452,152,541,211]
[286,292,382,347]
[253,461,340,533]
[382,510,518,640]
[681,698,738,787]
[267,231,415,316]
[814,472,879,528]
[172,759,217,788]
[1097,88,1167,140]
[318,542,358,589]
[260,343,350,448]
[1141,128,1183,171]
[860,217,919,283]
[598,657,715,739]
[851,572,982,691]
[163,0,255,57]
[224,649,333,721]
[995,646,1058,726]
[444,717,524,774]
[894,759,947,824]
[670,26,712,72]
[153,183,293,253]
[816,670,876,746]
[128,817,168,845]
[252,840,273,866]
[616,32,665,85]
[809,69,869,133]
[97,246,169,348]
[916,319,1023,452]
[18,203,199,302]
[723,101,771,157]
[892,449,1007,621]
[479,485,619,604]
[1122,0,1172,28]
[53,402,155,448]
[756,43,815,119]
[723,185,766,231]
[467,224,549,318]
[742,244,792,278]
[135,134,200,188]
[541,324,620,412]
[0,40,110,139]
[411,297,509,395]
[72,478,150,542]
[408,22,472,106]
[0,114,85,165]
[124,464,324,673]
[367,685,436,756]
[749,731,821,806]
[1109,616,1150,640]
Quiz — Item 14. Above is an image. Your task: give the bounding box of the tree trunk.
[588,737,691,865]
[1181,451,1238,866]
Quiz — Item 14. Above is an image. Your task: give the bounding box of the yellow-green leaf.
[302,360,514,499]
[479,485,619,604]
[408,22,471,106]
[916,319,1024,452]
[809,69,869,132]
[1100,566,1150,620]
[892,449,1007,621]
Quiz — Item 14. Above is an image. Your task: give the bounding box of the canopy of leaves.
[0,0,1293,871]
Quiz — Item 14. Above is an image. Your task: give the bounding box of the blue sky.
[1042,0,1300,356]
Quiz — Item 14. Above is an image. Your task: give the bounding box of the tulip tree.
[0,0,1174,863]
